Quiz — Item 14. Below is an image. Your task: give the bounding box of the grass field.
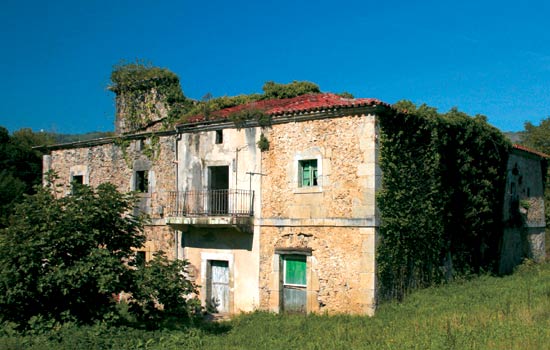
[2,261,550,350]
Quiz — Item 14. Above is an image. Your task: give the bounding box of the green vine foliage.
[377,101,511,300]
[257,133,270,152]
[229,108,269,130]
[178,81,321,124]
[142,134,161,161]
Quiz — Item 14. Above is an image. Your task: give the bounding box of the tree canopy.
[0,180,199,328]
[0,127,54,228]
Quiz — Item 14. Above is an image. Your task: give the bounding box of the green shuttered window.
[299,159,318,187]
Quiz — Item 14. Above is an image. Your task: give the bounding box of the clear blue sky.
[2,0,550,134]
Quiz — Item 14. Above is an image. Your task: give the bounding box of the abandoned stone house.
[42,91,546,315]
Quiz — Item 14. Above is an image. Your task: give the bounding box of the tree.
[261,80,320,99]
[0,180,199,327]
[0,127,54,228]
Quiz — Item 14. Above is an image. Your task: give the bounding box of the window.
[135,170,148,193]
[299,159,318,187]
[70,175,84,193]
[283,255,307,287]
[135,251,146,267]
[72,175,83,185]
[215,130,223,144]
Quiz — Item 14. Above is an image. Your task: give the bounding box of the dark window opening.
[135,251,146,267]
[299,159,318,187]
[72,175,83,185]
[215,130,223,144]
[71,175,84,193]
[135,170,149,193]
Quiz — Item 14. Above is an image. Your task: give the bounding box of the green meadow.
[2,261,549,350]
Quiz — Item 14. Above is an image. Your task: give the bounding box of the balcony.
[165,189,254,231]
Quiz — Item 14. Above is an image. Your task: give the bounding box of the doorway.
[282,255,307,313]
[206,260,230,313]
[208,166,229,214]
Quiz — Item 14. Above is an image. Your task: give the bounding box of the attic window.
[135,170,148,193]
[215,130,223,144]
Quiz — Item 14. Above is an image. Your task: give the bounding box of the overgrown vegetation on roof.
[178,80,322,123]
[108,61,350,129]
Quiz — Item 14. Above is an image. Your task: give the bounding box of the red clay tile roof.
[512,144,550,158]
[185,93,390,123]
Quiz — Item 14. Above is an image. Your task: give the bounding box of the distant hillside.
[503,131,523,144]
[48,131,114,144]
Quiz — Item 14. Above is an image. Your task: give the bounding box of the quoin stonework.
[43,84,546,315]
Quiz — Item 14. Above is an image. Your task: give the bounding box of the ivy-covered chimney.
[108,61,188,134]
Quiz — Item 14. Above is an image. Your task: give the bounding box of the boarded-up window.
[299,159,318,187]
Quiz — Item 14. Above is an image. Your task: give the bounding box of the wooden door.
[282,255,307,313]
[207,260,230,313]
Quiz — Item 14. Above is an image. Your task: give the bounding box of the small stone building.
[42,91,546,315]
[500,144,548,274]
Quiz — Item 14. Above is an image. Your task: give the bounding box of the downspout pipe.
[173,129,182,260]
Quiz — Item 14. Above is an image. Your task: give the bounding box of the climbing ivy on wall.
[377,102,511,300]
[109,60,191,131]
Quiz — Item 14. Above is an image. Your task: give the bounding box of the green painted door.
[282,255,307,313]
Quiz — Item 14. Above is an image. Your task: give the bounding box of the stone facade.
[44,133,178,259]
[42,90,547,316]
[500,147,547,273]
[168,126,262,313]
[259,114,379,314]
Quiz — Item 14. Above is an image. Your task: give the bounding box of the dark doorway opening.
[208,166,229,214]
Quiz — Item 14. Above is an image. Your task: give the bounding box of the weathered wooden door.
[282,255,307,313]
[207,260,230,313]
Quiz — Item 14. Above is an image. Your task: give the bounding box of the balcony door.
[208,166,229,215]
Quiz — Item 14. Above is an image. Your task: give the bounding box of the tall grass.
[2,262,550,350]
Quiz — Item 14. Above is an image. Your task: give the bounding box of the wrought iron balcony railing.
[166,189,254,217]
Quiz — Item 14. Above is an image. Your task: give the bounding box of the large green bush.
[0,178,200,328]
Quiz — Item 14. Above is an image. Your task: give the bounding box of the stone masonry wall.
[261,114,378,220]
[500,150,547,273]
[45,135,177,259]
[259,113,379,314]
[259,226,377,314]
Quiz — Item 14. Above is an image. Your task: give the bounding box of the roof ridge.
[184,92,390,124]
[512,144,550,158]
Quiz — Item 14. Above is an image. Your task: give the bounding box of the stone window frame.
[132,159,153,195]
[69,165,89,194]
[69,165,89,185]
[293,148,323,194]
